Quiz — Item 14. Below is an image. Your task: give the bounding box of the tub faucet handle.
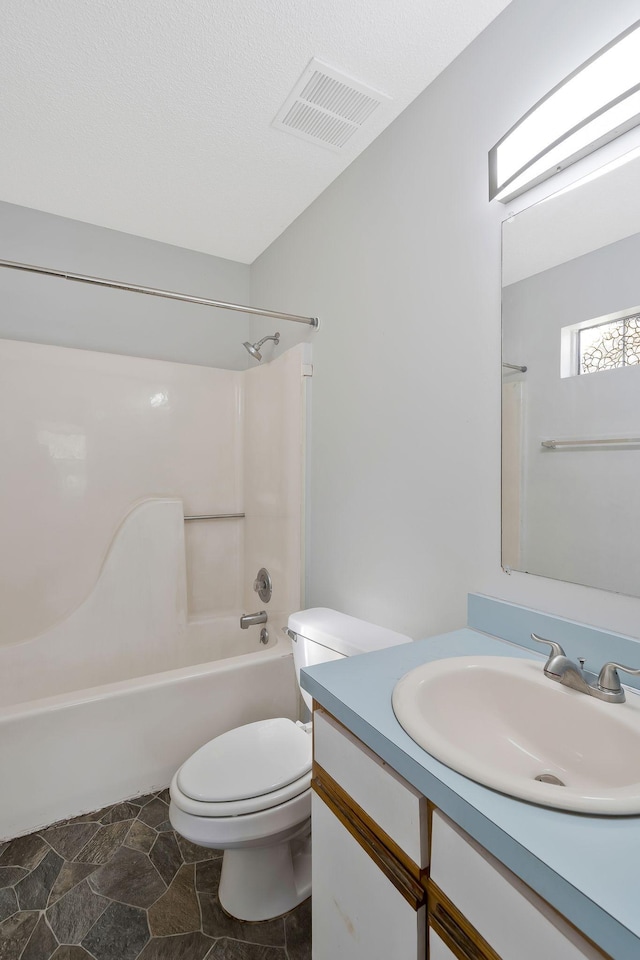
[253,567,272,603]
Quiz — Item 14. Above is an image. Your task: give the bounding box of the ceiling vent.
[273,59,390,151]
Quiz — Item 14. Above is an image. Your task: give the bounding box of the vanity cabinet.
[312,706,610,960]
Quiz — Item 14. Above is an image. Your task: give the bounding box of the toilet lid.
[177,717,312,803]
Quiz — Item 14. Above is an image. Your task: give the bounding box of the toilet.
[169,607,410,921]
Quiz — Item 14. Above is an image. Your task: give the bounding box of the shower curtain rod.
[0,258,319,328]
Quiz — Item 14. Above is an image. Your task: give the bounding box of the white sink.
[392,655,640,815]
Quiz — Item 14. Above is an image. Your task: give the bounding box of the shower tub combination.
[0,500,299,840]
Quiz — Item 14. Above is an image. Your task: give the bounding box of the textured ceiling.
[1,0,512,263]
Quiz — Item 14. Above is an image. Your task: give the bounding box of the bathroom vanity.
[301,597,640,960]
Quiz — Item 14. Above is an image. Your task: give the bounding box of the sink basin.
[392,656,640,815]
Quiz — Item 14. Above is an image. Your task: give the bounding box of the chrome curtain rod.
[541,437,640,449]
[0,259,319,328]
[184,513,245,521]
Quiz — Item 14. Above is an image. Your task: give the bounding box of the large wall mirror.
[502,154,640,597]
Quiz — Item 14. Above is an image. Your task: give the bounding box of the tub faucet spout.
[240,611,267,629]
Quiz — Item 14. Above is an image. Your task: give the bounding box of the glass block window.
[578,313,640,374]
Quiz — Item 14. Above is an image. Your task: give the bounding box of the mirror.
[502,153,640,597]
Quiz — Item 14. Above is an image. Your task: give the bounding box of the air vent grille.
[300,72,381,125]
[281,102,356,149]
[273,59,390,152]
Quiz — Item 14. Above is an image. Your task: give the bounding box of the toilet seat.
[173,717,312,818]
[171,769,311,818]
[169,779,312,849]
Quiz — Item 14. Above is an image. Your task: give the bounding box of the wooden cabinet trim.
[312,764,427,911]
[427,880,502,960]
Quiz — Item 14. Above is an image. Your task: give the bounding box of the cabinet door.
[430,811,606,960]
[312,792,426,960]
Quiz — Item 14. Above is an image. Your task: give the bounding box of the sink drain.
[534,773,566,786]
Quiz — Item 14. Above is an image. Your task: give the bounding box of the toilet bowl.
[169,716,313,921]
[169,608,410,921]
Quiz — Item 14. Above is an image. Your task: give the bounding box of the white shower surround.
[0,340,308,839]
[0,499,189,705]
[0,338,306,648]
[0,338,246,647]
[0,499,299,839]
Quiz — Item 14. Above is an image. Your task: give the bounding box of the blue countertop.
[301,627,640,960]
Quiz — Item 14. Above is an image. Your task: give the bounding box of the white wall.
[250,0,640,640]
[0,200,251,369]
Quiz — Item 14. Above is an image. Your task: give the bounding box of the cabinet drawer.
[430,811,605,960]
[312,791,426,960]
[313,708,428,868]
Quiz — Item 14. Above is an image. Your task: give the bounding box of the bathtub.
[0,500,299,839]
[0,617,298,840]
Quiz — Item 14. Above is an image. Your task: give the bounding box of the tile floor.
[0,790,311,960]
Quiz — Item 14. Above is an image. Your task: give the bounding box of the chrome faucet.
[532,633,640,704]
[240,610,267,629]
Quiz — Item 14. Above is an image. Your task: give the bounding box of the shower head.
[243,341,262,361]
[243,332,280,363]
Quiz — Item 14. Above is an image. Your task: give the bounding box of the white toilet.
[169,607,410,921]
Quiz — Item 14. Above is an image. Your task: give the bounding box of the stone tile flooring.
[0,790,311,960]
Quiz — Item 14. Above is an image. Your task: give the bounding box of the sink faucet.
[240,610,267,629]
[532,634,640,703]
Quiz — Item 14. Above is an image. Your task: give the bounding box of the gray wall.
[0,201,251,369]
[250,0,640,640]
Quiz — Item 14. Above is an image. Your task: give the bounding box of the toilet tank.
[287,608,411,711]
